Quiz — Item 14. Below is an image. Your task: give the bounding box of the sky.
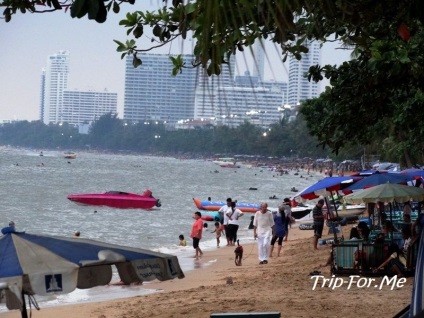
[0,1,352,121]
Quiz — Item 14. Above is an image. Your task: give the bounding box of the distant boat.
[64,152,76,159]
[220,163,240,168]
[213,157,236,165]
[67,189,161,209]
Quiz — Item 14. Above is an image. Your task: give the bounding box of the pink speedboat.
[67,189,161,209]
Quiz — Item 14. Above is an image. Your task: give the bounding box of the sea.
[0,147,322,311]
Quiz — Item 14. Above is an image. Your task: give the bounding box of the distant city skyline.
[0,2,352,121]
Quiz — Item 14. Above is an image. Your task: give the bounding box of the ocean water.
[0,147,320,311]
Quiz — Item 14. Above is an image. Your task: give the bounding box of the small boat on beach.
[268,206,313,220]
[193,198,260,213]
[324,204,366,218]
[199,210,222,222]
[68,189,161,209]
[291,206,313,219]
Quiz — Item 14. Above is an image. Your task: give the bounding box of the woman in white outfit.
[253,202,275,264]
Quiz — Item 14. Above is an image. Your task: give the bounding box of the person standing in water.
[190,211,203,259]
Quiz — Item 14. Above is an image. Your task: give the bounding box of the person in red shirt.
[191,211,204,259]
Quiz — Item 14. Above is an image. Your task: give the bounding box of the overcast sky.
[0,2,352,121]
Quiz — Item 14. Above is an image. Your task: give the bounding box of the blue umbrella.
[293,176,361,201]
[342,173,413,194]
[0,231,184,317]
[350,169,382,176]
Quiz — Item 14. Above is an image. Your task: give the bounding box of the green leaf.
[112,2,120,14]
[133,25,143,38]
[132,56,142,68]
[185,2,196,14]
[153,24,162,37]
[87,0,99,20]
[70,0,87,18]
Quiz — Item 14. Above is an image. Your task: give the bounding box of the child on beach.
[211,222,223,247]
[179,234,187,246]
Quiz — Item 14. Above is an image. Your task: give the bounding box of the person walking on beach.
[219,198,232,246]
[278,197,292,241]
[190,211,204,259]
[312,199,325,250]
[270,208,286,257]
[253,202,275,264]
[226,201,244,246]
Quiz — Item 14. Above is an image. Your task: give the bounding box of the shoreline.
[0,226,414,318]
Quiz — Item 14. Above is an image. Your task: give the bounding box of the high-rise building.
[62,89,118,125]
[41,51,70,124]
[287,40,320,107]
[39,69,46,121]
[252,39,265,83]
[194,55,236,120]
[123,54,199,123]
[214,73,285,128]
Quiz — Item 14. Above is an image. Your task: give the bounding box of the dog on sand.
[234,239,243,266]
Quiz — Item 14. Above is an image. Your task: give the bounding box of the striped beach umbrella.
[0,231,184,318]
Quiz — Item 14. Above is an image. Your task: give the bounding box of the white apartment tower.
[252,39,265,83]
[62,89,118,125]
[41,51,70,124]
[124,54,199,123]
[287,40,320,107]
[193,55,236,120]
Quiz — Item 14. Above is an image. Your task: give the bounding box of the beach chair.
[331,242,361,275]
[362,243,387,273]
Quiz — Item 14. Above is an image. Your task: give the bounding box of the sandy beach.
[0,224,414,318]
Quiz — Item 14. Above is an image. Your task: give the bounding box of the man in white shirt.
[218,198,232,246]
[253,202,275,264]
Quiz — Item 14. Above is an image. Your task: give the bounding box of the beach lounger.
[331,243,361,275]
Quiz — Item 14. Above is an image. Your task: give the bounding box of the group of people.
[313,198,421,277]
[181,196,294,265]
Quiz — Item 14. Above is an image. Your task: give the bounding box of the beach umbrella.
[0,231,184,318]
[293,176,361,201]
[400,169,424,188]
[400,168,424,177]
[342,173,413,194]
[343,183,424,204]
[350,169,384,176]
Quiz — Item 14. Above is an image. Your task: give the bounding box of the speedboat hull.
[291,207,313,219]
[336,205,366,217]
[68,190,161,209]
[268,206,312,220]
